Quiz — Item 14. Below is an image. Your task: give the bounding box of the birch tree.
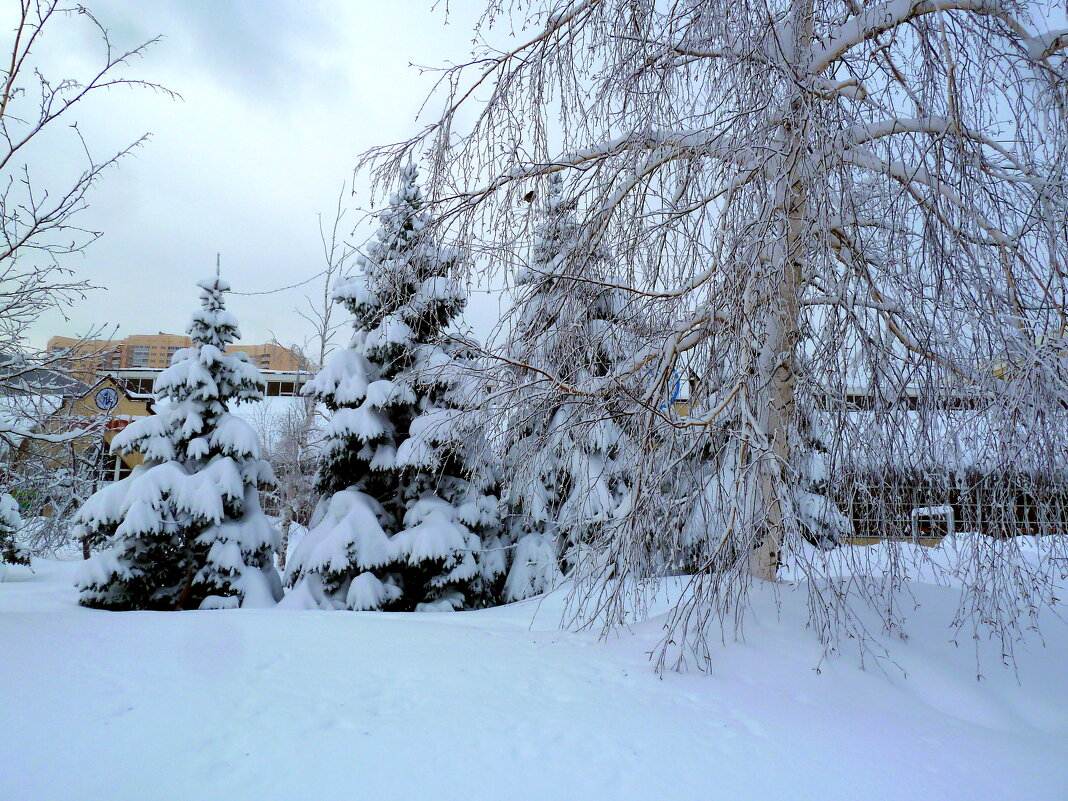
[366,0,1068,665]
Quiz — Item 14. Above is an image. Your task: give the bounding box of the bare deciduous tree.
[365,0,1068,667]
[261,185,353,570]
[1,1,172,359]
[0,1,170,557]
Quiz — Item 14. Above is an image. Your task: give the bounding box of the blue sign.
[94,387,119,412]
[644,369,683,409]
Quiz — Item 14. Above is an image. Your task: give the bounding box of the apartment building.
[47,334,308,378]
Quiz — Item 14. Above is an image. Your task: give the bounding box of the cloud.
[23,0,500,352]
[87,0,347,103]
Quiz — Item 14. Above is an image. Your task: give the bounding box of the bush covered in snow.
[0,492,28,569]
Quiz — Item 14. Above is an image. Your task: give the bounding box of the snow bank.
[1,555,1065,801]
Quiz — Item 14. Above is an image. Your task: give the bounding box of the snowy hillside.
[2,549,1066,801]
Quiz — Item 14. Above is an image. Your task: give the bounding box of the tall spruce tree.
[285,165,504,611]
[501,174,634,601]
[75,273,282,610]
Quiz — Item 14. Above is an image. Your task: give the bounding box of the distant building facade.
[107,367,311,398]
[47,334,308,378]
[6,367,314,504]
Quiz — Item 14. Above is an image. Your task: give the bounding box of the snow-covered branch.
[1024,27,1068,60]
[810,0,1012,72]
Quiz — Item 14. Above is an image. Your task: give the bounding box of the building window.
[124,378,154,394]
[263,381,296,396]
[107,454,133,482]
[128,345,150,367]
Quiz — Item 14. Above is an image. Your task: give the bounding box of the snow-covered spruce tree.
[285,165,504,612]
[501,173,634,601]
[75,274,282,610]
[0,492,28,568]
[792,409,852,549]
[366,0,1068,666]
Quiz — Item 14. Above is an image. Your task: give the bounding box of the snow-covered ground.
[2,548,1067,801]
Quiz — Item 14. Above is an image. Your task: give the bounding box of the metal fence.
[830,470,1068,541]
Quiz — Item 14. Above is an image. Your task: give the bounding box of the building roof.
[0,353,90,398]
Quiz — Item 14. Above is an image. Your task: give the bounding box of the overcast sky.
[22,0,508,353]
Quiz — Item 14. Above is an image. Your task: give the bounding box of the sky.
[18,0,508,353]
[21,1,1067,358]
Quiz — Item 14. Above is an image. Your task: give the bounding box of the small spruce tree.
[792,409,852,549]
[75,273,282,610]
[286,164,504,611]
[0,492,28,569]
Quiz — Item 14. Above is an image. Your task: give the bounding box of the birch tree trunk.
[749,0,813,581]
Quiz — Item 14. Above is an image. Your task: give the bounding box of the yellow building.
[10,376,150,502]
[11,364,314,502]
[47,334,308,380]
